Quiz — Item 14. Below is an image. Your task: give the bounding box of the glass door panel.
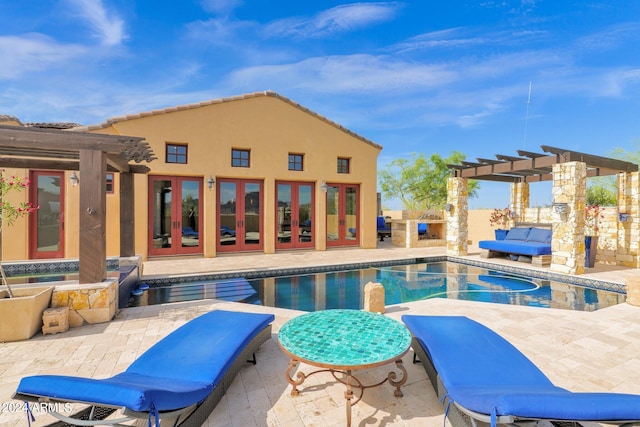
[217,179,263,252]
[326,183,359,247]
[149,176,203,256]
[29,171,64,259]
[276,182,314,250]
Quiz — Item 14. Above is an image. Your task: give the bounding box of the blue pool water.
[137,261,625,312]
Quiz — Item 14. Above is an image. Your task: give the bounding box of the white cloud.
[65,0,126,46]
[0,34,86,80]
[265,2,403,39]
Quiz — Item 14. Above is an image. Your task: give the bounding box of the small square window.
[337,157,350,174]
[288,153,304,171]
[232,149,250,167]
[166,143,188,164]
[105,173,114,193]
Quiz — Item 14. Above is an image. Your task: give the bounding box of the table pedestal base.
[285,359,408,426]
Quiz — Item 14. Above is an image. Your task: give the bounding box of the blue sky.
[2,1,640,209]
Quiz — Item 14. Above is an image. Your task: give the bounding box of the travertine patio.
[1,243,640,427]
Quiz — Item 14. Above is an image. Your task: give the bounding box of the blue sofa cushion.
[16,310,275,412]
[479,240,551,256]
[504,227,531,240]
[527,227,552,243]
[402,315,640,424]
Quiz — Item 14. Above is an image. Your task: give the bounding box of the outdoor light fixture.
[207,175,215,190]
[619,212,631,222]
[553,202,568,214]
[320,180,328,193]
[69,171,79,187]
[444,203,454,212]
[509,211,517,219]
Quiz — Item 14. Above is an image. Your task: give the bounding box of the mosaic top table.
[278,309,411,426]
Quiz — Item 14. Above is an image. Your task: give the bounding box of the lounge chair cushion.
[402,315,640,424]
[526,227,552,243]
[16,310,274,412]
[503,227,531,240]
[478,240,551,256]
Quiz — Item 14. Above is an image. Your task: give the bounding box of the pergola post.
[509,182,529,224]
[550,161,587,275]
[446,176,468,256]
[79,149,107,284]
[119,172,135,257]
[617,171,640,267]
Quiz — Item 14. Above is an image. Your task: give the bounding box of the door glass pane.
[35,174,61,252]
[326,185,339,241]
[152,179,173,249]
[244,182,261,246]
[181,180,200,247]
[219,181,237,246]
[345,187,358,241]
[277,184,292,244]
[298,185,312,243]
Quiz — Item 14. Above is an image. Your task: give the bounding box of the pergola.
[447,145,638,181]
[0,124,155,284]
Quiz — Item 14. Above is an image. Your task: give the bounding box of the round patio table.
[278,309,411,426]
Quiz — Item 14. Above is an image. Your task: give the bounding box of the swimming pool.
[135,261,626,311]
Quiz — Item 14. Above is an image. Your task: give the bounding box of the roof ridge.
[75,90,381,149]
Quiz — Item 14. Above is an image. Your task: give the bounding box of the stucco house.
[1,91,382,261]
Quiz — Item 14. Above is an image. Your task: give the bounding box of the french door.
[275,181,314,250]
[326,183,359,247]
[217,179,263,252]
[29,171,65,259]
[148,176,202,256]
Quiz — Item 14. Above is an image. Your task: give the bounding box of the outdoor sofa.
[478,225,552,266]
[402,315,640,427]
[13,309,274,427]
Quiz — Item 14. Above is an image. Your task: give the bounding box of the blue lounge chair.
[376,216,391,241]
[182,226,199,238]
[13,310,274,427]
[402,315,640,427]
[417,222,427,239]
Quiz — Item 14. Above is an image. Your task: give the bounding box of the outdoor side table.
[277,309,411,426]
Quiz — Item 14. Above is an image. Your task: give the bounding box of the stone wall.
[50,280,118,327]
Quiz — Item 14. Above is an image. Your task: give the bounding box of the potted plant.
[584,205,604,268]
[489,207,512,240]
[0,170,48,342]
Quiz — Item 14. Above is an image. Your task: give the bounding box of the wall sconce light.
[444,203,454,212]
[320,180,328,193]
[69,171,79,187]
[509,211,516,219]
[553,203,568,214]
[619,212,631,222]
[207,175,215,190]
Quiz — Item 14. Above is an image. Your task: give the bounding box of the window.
[105,173,114,193]
[232,149,250,167]
[166,143,187,164]
[288,153,304,171]
[337,157,350,174]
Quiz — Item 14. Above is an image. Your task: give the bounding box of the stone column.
[550,161,586,275]
[617,171,640,267]
[510,181,529,225]
[446,177,468,256]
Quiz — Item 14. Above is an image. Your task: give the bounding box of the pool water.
[137,261,625,312]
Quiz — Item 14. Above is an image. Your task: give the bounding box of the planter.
[585,236,598,268]
[0,286,53,342]
[495,229,508,240]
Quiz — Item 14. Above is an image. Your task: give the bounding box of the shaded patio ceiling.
[448,145,638,182]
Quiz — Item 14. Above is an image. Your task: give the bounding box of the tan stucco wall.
[94,93,381,259]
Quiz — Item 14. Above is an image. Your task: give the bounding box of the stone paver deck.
[1,243,639,426]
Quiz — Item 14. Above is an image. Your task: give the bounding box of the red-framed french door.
[217,178,263,252]
[29,171,65,259]
[148,176,203,257]
[275,181,315,250]
[326,183,360,247]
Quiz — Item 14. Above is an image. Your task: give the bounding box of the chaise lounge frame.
[403,315,640,427]
[13,310,274,427]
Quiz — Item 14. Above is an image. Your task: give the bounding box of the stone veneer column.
[550,161,586,275]
[510,182,529,224]
[446,177,468,256]
[617,172,640,267]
